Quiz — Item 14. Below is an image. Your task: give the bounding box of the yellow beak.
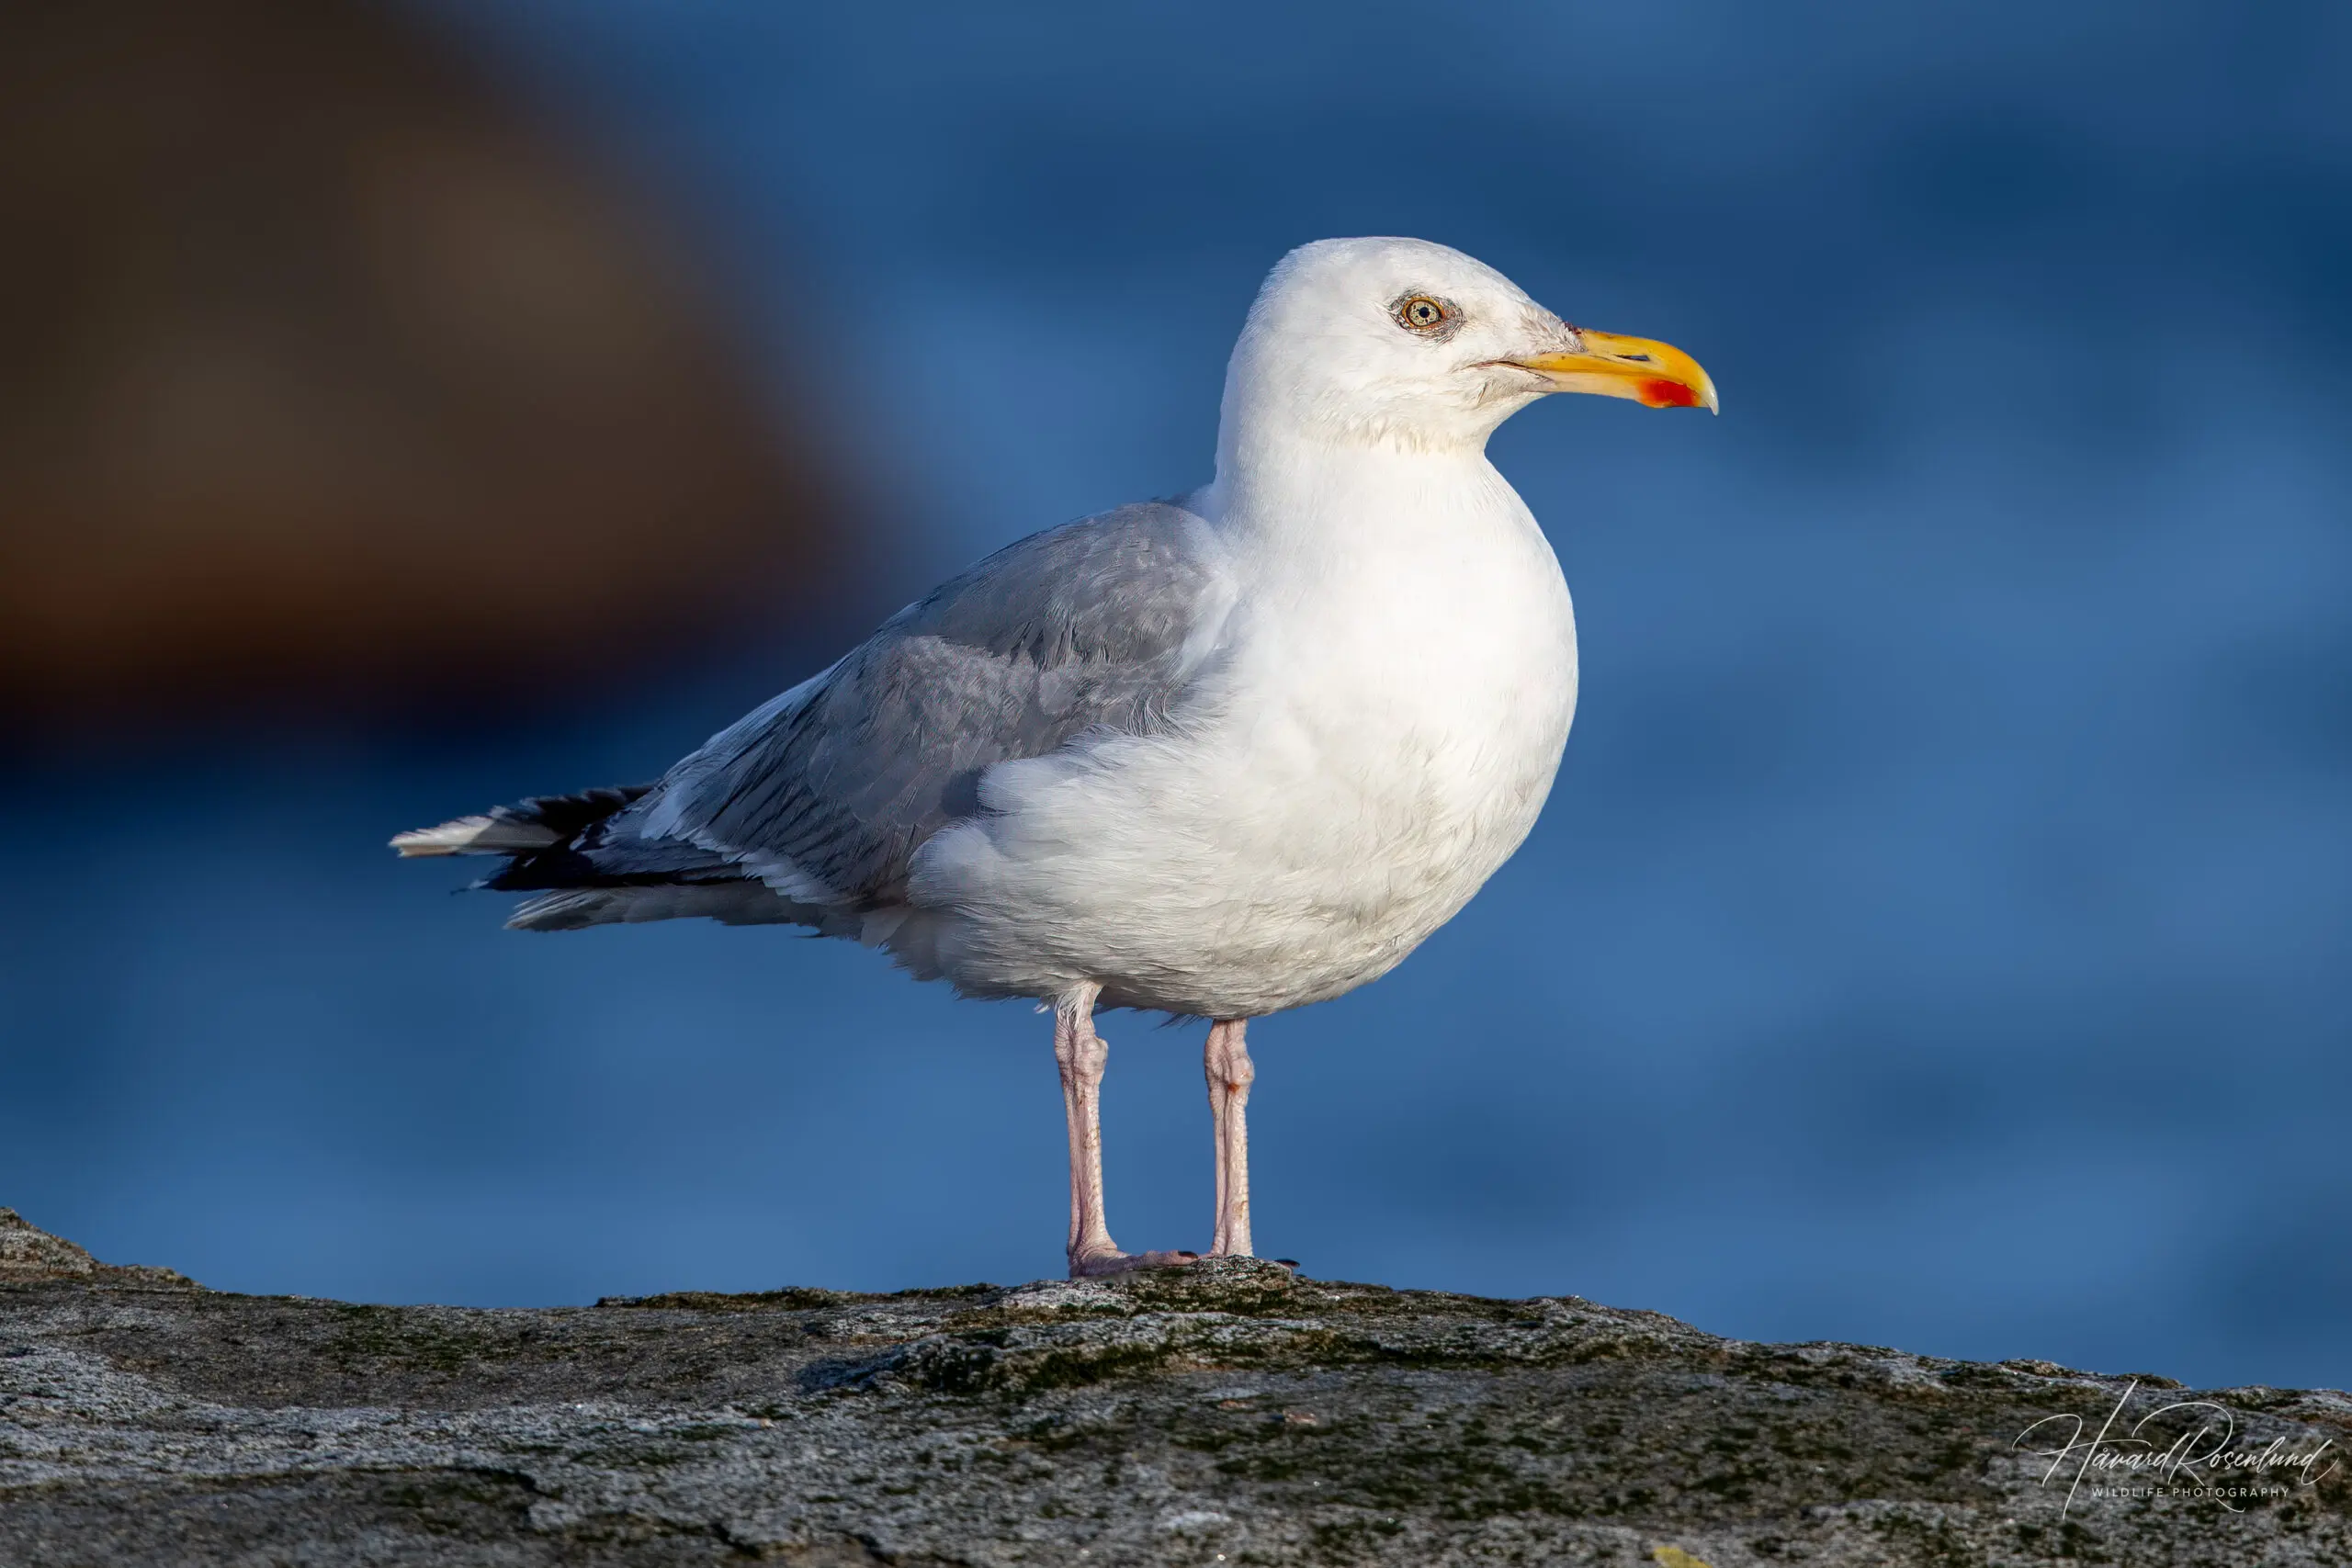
[1508,330,1718,413]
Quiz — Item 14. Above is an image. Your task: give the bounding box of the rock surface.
[1,1208,2346,1565]
[0,1208,199,1291]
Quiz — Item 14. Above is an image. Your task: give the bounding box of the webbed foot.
[1068,1247,1201,1279]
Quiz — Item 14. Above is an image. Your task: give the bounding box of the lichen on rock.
[0,1207,198,1290]
[2,1213,2346,1565]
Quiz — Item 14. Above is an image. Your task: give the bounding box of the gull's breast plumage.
[908,449,1578,1016]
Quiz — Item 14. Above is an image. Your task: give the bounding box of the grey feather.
[507,884,827,931]
[611,499,1237,914]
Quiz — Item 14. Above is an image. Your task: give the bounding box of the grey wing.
[616,499,1237,912]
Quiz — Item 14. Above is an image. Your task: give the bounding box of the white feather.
[389,816,560,858]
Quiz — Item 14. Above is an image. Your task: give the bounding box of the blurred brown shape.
[0,0,845,728]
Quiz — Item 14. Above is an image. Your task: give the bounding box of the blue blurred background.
[4,1,2347,1392]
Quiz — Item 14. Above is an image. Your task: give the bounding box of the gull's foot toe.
[1068,1247,1201,1279]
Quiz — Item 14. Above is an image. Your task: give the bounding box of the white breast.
[912,450,1577,1017]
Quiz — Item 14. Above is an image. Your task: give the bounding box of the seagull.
[394,237,1714,1278]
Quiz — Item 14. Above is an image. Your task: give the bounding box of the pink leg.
[1055,984,1197,1279]
[1055,985,1111,1263]
[1204,1019,1257,1258]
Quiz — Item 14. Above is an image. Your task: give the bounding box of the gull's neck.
[1204,415,1510,556]
[1213,389,1492,479]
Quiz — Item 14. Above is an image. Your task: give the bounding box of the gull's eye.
[1395,295,1451,333]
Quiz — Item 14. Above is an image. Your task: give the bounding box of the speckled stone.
[2,1213,2344,1565]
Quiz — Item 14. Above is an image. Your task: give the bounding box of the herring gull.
[393,236,1716,1278]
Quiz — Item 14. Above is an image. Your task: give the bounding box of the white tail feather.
[389,815,562,858]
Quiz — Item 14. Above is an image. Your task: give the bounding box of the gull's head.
[1219,236,1714,462]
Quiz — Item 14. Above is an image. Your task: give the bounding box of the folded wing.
[458,500,1236,931]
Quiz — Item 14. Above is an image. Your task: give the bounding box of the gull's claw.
[1069,1247,1202,1279]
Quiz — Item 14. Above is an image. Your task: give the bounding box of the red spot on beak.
[1636,378,1702,409]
